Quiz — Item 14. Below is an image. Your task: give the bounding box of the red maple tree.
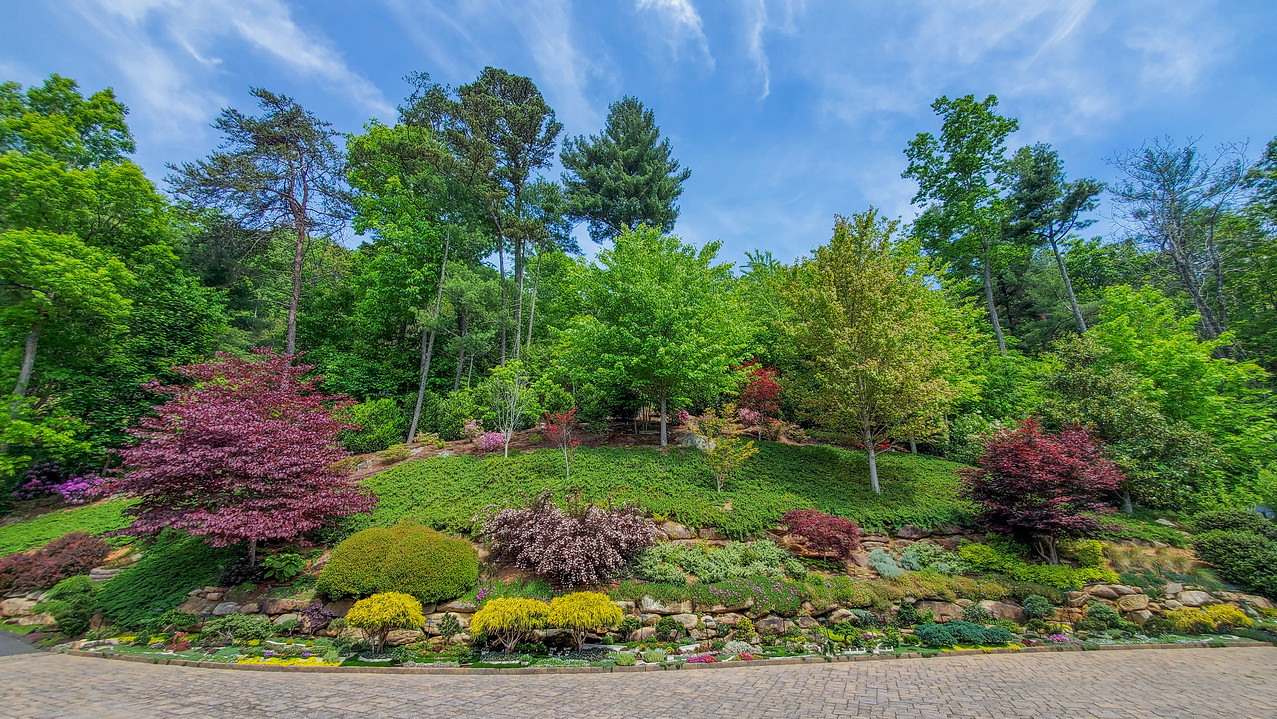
[738,361,781,438]
[781,509,862,559]
[544,408,581,480]
[963,418,1120,564]
[112,348,376,562]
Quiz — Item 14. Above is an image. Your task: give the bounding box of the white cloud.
[744,0,770,99]
[508,0,600,131]
[635,0,715,69]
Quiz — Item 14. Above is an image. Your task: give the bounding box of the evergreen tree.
[560,96,690,243]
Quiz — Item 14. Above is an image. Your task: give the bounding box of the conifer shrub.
[547,591,624,650]
[345,592,426,652]
[1021,594,1055,620]
[469,597,550,654]
[36,575,98,637]
[318,523,478,604]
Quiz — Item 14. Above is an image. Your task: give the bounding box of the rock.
[639,596,690,615]
[437,599,475,614]
[631,627,656,642]
[1126,610,1154,626]
[660,521,696,540]
[714,613,744,627]
[239,602,260,615]
[1238,594,1273,610]
[15,613,54,626]
[259,598,304,615]
[931,522,965,536]
[202,586,220,593]
[1177,591,1213,607]
[355,459,375,471]
[860,541,888,551]
[847,553,871,569]
[323,600,354,618]
[670,613,699,630]
[1162,599,1183,610]
[640,613,660,627]
[613,601,635,615]
[698,527,726,540]
[385,629,421,646]
[532,628,566,640]
[955,599,974,608]
[0,598,37,617]
[176,597,215,615]
[89,568,121,582]
[272,613,300,626]
[1155,518,1178,527]
[211,602,240,616]
[978,600,1025,623]
[1117,594,1150,612]
[826,609,855,624]
[187,588,204,596]
[861,534,889,544]
[915,601,964,622]
[203,592,224,602]
[795,615,819,629]
[706,600,751,614]
[754,616,790,635]
[1088,585,1121,599]
[689,629,707,641]
[1164,582,1184,596]
[894,524,931,540]
[894,540,916,549]
[422,612,470,635]
[1065,591,1088,608]
[1111,585,1138,596]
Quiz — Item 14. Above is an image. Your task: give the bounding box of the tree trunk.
[863,426,881,494]
[514,238,524,360]
[497,239,508,365]
[248,539,258,566]
[285,225,307,356]
[659,393,668,447]
[453,311,468,392]
[1048,234,1087,333]
[1121,487,1134,515]
[981,246,1007,354]
[11,322,42,407]
[525,251,542,352]
[408,232,451,443]
[909,439,917,454]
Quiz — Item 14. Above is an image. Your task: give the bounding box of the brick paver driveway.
[1,646,1274,718]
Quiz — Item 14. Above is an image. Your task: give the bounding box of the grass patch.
[0,500,136,556]
[95,531,241,630]
[361,443,972,538]
[1094,511,1189,548]
[0,623,39,636]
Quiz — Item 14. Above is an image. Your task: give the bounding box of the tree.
[1108,138,1247,341]
[563,225,745,446]
[0,229,132,412]
[403,69,562,363]
[168,88,350,356]
[964,419,1121,564]
[687,405,758,493]
[1005,144,1104,333]
[560,96,690,242]
[111,348,376,563]
[543,408,580,480]
[485,361,535,457]
[904,95,1019,354]
[0,74,134,168]
[737,361,781,440]
[785,209,974,493]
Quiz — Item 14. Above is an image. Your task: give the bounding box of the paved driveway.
[1,646,1274,718]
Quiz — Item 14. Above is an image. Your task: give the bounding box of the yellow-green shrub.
[377,527,479,604]
[1202,604,1252,630]
[317,524,478,604]
[345,592,425,651]
[547,592,624,650]
[317,527,396,598]
[470,597,550,653]
[1162,605,1253,635]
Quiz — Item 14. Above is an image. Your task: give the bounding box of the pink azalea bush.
[476,432,506,455]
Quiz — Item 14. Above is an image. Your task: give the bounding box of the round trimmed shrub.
[345,592,425,652]
[1021,594,1054,620]
[317,527,397,599]
[377,527,479,604]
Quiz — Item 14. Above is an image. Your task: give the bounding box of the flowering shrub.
[0,531,110,592]
[781,509,862,559]
[1048,633,1071,644]
[738,407,761,427]
[674,409,692,425]
[737,652,755,660]
[688,576,803,616]
[469,597,550,653]
[477,490,656,587]
[686,653,718,663]
[476,432,506,455]
[547,591,624,650]
[345,592,425,652]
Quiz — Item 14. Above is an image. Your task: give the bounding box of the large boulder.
[211,602,240,616]
[714,613,745,627]
[1,598,38,617]
[385,629,421,646]
[754,616,791,635]
[1177,591,1213,607]
[1117,594,1150,612]
[894,525,931,540]
[1126,609,1155,626]
[670,613,699,630]
[323,599,355,618]
[978,600,1025,623]
[437,599,476,614]
[259,598,305,615]
[659,521,696,540]
[175,597,215,615]
[915,601,964,622]
[826,608,855,624]
[639,596,691,615]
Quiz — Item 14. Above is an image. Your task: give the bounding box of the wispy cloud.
[635,0,715,69]
[744,0,770,99]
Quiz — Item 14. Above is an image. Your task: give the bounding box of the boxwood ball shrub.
[345,592,426,652]
[547,591,624,651]
[469,597,550,654]
[318,524,478,605]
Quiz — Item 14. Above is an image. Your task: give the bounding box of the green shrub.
[957,540,1118,589]
[261,553,306,582]
[900,542,969,575]
[913,623,954,647]
[614,651,637,666]
[1192,509,1277,540]
[1062,539,1105,568]
[0,500,135,556]
[1192,530,1277,599]
[317,527,397,599]
[868,549,904,579]
[37,575,98,636]
[632,540,791,584]
[202,614,274,643]
[962,604,992,624]
[893,602,923,627]
[641,648,666,663]
[95,531,240,630]
[1084,602,1124,629]
[346,592,425,652]
[1021,594,1054,620]
[361,444,973,539]
[992,619,1020,632]
[339,399,408,455]
[378,444,413,464]
[376,527,479,604]
[654,616,685,639]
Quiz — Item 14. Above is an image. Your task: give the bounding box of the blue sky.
[3,1,1275,264]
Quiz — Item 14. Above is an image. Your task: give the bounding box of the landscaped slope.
[361,442,973,538]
